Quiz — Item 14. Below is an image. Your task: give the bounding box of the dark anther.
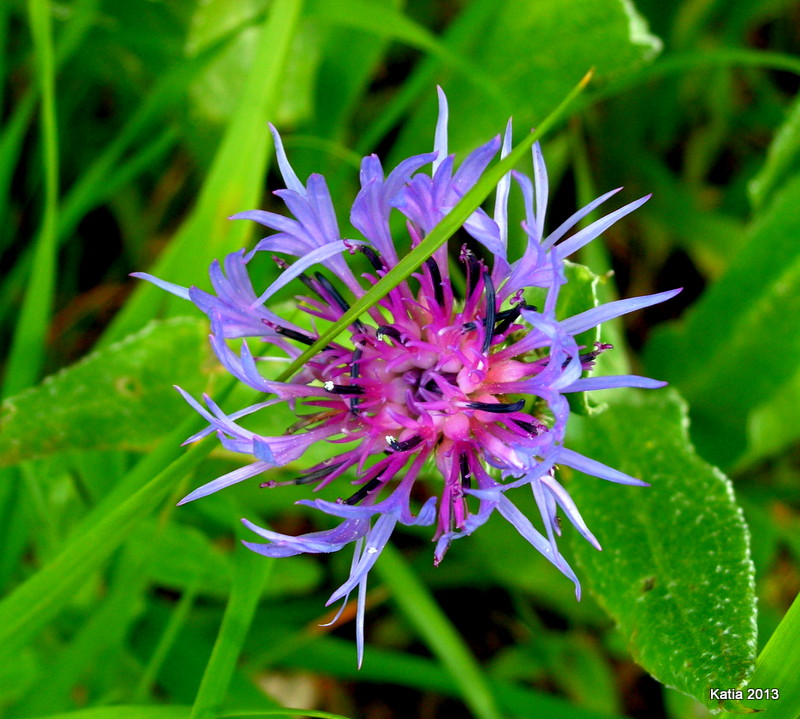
[386,435,423,452]
[465,399,526,413]
[513,418,543,437]
[481,270,496,354]
[315,272,350,313]
[492,306,521,336]
[272,255,317,294]
[357,245,385,272]
[580,342,613,364]
[425,257,445,306]
[376,325,404,344]
[562,343,614,369]
[276,461,345,487]
[459,453,472,490]
[349,347,363,414]
[315,271,366,333]
[343,477,383,505]
[323,381,365,395]
[461,321,477,332]
[269,322,332,350]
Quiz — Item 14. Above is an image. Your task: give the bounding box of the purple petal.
[561,288,682,336]
[532,141,548,242]
[269,123,304,195]
[250,240,364,307]
[433,86,448,174]
[564,375,668,392]
[130,272,190,300]
[557,447,648,486]
[178,460,272,505]
[543,187,623,249]
[555,195,651,259]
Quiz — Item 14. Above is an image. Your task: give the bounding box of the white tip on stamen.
[323,381,335,391]
[385,435,397,445]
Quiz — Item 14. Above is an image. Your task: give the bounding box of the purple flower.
[134,88,679,665]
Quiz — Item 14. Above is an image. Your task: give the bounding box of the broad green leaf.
[0,317,212,467]
[568,390,756,707]
[644,173,800,468]
[390,0,661,160]
[749,91,800,211]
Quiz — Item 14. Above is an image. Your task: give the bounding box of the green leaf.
[0,317,212,467]
[568,390,756,707]
[644,172,800,468]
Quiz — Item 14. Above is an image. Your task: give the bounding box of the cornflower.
[135,89,679,664]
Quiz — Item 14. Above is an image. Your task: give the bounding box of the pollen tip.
[323,381,335,391]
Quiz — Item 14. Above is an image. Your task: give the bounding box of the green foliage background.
[1,0,799,717]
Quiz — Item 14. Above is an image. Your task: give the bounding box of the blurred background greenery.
[1,0,800,717]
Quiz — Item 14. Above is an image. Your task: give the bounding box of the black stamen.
[386,435,423,452]
[342,477,383,505]
[315,272,350,313]
[481,270,496,354]
[513,419,544,436]
[323,381,365,395]
[459,453,471,490]
[272,255,318,294]
[315,271,367,334]
[350,347,363,414]
[465,399,525,413]
[269,323,332,349]
[425,257,445,306]
[275,461,345,487]
[357,245,385,272]
[492,306,521,336]
[376,325,404,344]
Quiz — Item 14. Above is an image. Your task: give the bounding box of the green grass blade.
[0,405,222,660]
[377,543,502,719]
[2,0,60,397]
[742,592,800,717]
[277,70,592,382]
[586,47,800,110]
[101,0,305,348]
[0,0,99,246]
[189,550,273,719]
[354,0,498,156]
[134,581,200,702]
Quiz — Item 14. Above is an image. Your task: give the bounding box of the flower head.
[134,89,679,665]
